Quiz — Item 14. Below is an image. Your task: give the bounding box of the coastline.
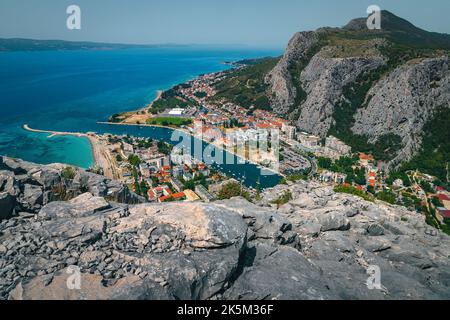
[119,90,164,124]
[23,118,283,187]
[22,124,117,178]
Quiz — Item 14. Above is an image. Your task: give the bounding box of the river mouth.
[22,122,282,189]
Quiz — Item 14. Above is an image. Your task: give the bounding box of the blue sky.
[0,0,449,47]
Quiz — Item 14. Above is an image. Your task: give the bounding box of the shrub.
[61,167,76,180]
[270,190,293,207]
[217,182,242,200]
[334,185,373,202]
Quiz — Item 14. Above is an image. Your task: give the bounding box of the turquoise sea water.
[0,46,282,188]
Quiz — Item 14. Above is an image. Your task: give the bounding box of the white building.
[168,108,185,116]
[298,132,321,148]
[282,124,297,140]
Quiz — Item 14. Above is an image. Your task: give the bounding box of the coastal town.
[85,133,245,204]
[103,65,450,234]
[22,62,450,235]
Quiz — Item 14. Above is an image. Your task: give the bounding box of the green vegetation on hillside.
[194,91,208,99]
[400,106,450,182]
[128,154,141,167]
[149,96,194,114]
[149,90,198,114]
[340,11,450,50]
[270,190,293,207]
[213,57,280,110]
[61,167,76,180]
[334,185,374,202]
[217,182,250,201]
[287,40,325,120]
[318,155,368,185]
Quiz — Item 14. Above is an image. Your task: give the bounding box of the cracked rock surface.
[1,158,450,300]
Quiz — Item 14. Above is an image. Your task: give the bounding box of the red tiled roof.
[159,195,172,202]
[256,123,272,129]
[436,194,450,201]
[438,209,450,218]
[172,192,186,199]
[359,153,368,160]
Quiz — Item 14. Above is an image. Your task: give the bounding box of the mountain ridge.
[213,10,450,177]
[0,38,210,52]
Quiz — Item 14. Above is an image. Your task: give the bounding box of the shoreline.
[119,90,164,124]
[22,124,108,177]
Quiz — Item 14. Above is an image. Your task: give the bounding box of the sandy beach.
[23,124,119,180]
[120,90,164,124]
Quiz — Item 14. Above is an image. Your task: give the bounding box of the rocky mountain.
[265,31,321,113]
[352,56,450,169]
[272,11,449,171]
[1,157,449,300]
[218,11,450,174]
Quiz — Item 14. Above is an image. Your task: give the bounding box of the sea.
[0,46,283,188]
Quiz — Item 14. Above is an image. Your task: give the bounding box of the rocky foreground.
[1,156,450,300]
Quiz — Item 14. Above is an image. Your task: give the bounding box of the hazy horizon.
[1,0,449,47]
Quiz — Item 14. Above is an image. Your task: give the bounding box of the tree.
[318,157,332,169]
[217,182,242,200]
[139,180,149,197]
[255,179,262,200]
[376,190,397,205]
[354,170,367,186]
[431,197,443,207]
[420,181,434,194]
[157,141,172,155]
[128,154,141,167]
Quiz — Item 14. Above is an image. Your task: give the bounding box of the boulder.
[318,212,351,232]
[367,223,385,236]
[9,272,171,300]
[20,184,43,211]
[290,193,315,209]
[223,243,337,300]
[38,193,110,220]
[298,222,322,237]
[0,192,16,220]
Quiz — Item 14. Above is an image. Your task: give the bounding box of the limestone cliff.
[351,56,450,168]
[262,11,450,170]
[265,31,320,114]
[296,47,385,136]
